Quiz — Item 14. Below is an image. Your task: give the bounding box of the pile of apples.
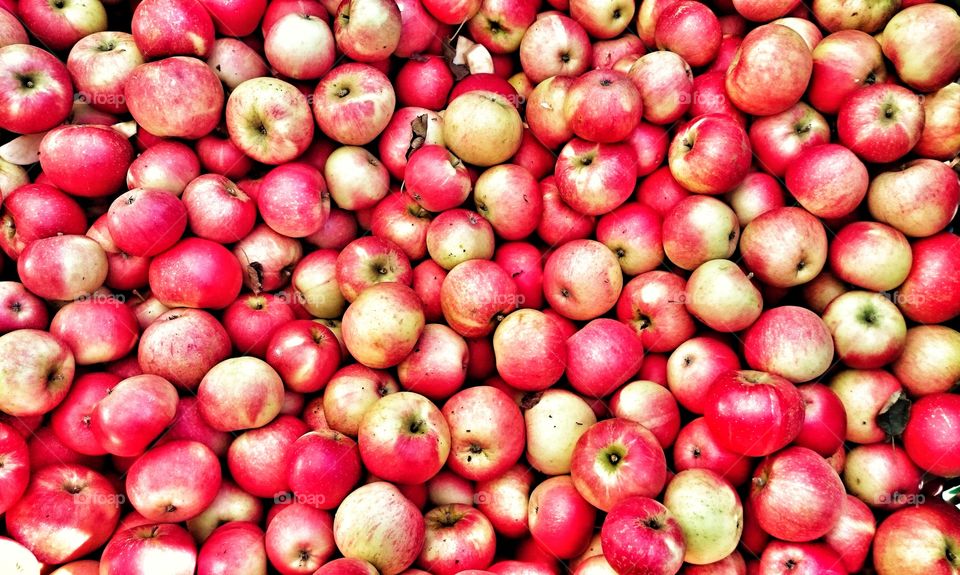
[0,0,959,572]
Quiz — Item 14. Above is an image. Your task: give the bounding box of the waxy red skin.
[903,393,960,477]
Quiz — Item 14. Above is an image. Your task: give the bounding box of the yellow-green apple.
[126,141,201,195]
[793,383,846,457]
[668,114,752,195]
[662,196,739,270]
[526,76,575,150]
[398,323,468,400]
[417,504,495,575]
[626,122,669,177]
[131,0,213,58]
[867,159,959,238]
[873,503,960,575]
[342,282,424,367]
[570,418,667,511]
[493,309,567,391]
[823,495,875,572]
[655,1,721,67]
[0,421,28,514]
[206,38,269,90]
[726,24,812,116]
[100,523,196,575]
[138,308,231,390]
[569,0,635,38]
[266,320,341,394]
[443,90,522,166]
[784,143,867,218]
[198,522,267,575]
[334,0,401,61]
[106,188,187,256]
[807,30,886,114]
[474,164,543,240]
[18,0,106,51]
[616,271,696,353]
[126,440,221,522]
[601,496,685,575]
[749,103,829,178]
[684,259,763,333]
[442,385,525,481]
[39,124,134,198]
[226,77,315,164]
[903,393,960,477]
[829,221,912,292]
[914,83,960,159]
[743,306,834,383]
[739,206,828,288]
[609,380,681,448]
[358,391,449,484]
[564,69,641,143]
[334,482,426,575]
[627,51,692,125]
[524,389,597,475]
[66,31,143,114]
[0,158,28,200]
[313,63,396,146]
[50,297,138,365]
[186,481,263,542]
[198,356,284,432]
[286,430,362,510]
[291,248,344,318]
[892,325,960,396]
[704,369,804,457]
[879,3,960,92]
[828,368,904,444]
[556,139,637,216]
[528,475,596,559]
[263,13,334,79]
[566,319,643,398]
[537,177,596,245]
[543,239,622,320]
[0,328,74,416]
[5,463,119,564]
[181,174,257,243]
[750,446,844,541]
[228,415,308,498]
[149,238,243,309]
[843,443,922,510]
[1,183,87,260]
[897,233,960,323]
[673,418,754,487]
[324,146,389,211]
[0,44,74,134]
[663,469,743,565]
[336,236,412,302]
[265,502,335,575]
[378,107,444,180]
[323,365,398,437]
[441,259,518,337]
[394,55,453,110]
[689,71,747,126]
[518,14,591,83]
[759,541,845,575]
[493,242,543,310]
[596,202,663,276]
[125,56,223,139]
[812,0,897,33]
[837,83,924,163]
[475,464,533,538]
[822,291,906,369]
[466,0,539,54]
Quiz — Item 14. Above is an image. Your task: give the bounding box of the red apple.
[398,323,468,400]
[0,328,75,416]
[673,417,754,487]
[138,308,231,390]
[181,173,257,244]
[903,393,960,478]
[125,140,201,195]
[125,56,223,139]
[555,138,637,216]
[474,464,533,539]
[226,77,315,164]
[872,503,960,575]
[655,1,722,67]
[897,233,960,324]
[601,496,686,575]
[878,3,960,92]
[474,163,543,240]
[198,356,285,432]
[543,239,622,320]
[442,385,525,481]
[829,221,913,292]
[0,44,74,134]
[668,114,752,195]
[726,23,813,116]
[739,206,828,288]
[100,523,197,575]
[313,63,396,146]
[528,475,596,559]
[126,440,221,522]
[662,195,739,270]
[131,0,214,58]
[0,421,29,515]
[198,522,267,575]
[837,83,924,164]
[749,103,830,178]
[228,415,309,498]
[417,504,496,575]
[844,443,922,510]
[616,270,696,353]
[334,0,402,62]
[867,159,960,238]
[149,238,243,309]
[323,364,399,437]
[823,495,876,573]
[518,14,591,83]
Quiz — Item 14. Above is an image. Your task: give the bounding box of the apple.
[878,3,960,93]
[181,173,257,243]
[843,443,922,510]
[739,207,828,288]
[0,421,29,514]
[600,496,685,575]
[474,464,533,539]
[526,76,575,150]
[914,82,960,159]
[323,365,398,437]
[226,77,315,165]
[197,522,267,575]
[442,385,525,481]
[903,393,960,477]
[792,383,846,457]
[198,356,284,432]
[543,239,622,320]
[873,503,960,575]
[125,56,223,139]
[663,469,743,565]
[334,482,426,575]
[822,290,906,369]
[0,8,28,47]
[263,13,334,79]
[411,260,447,323]
[394,55,453,110]
[524,389,597,475]
[828,368,905,444]
[749,103,830,178]
[1,183,87,260]
[556,139,637,216]
[829,221,912,292]
[417,504,496,575]
[563,69,641,143]
[822,495,876,573]
[264,503,335,575]
[18,0,106,51]
[0,44,75,134]
[743,306,834,383]
[655,1,722,67]
[569,0,635,38]
[595,202,663,276]
[537,177,596,245]
[313,63,396,146]
[131,0,213,58]
[185,480,263,542]
[336,236,412,303]
[138,308,231,390]
[673,418,754,487]
[837,83,924,164]
[758,541,845,575]
[897,233,960,324]
[867,159,960,238]
[228,415,308,498]
[493,309,567,392]
[126,440,221,522]
[807,30,887,114]
[426,470,473,507]
[334,0,402,62]
[626,51,692,126]
[100,523,196,575]
[443,90,523,166]
[617,271,696,353]
[625,122,669,178]
[286,429,362,511]
[265,319,341,394]
[67,31,143,114]
[668,114,752,195]
[684,259,762,332]
[689,71,746,126]
[518,14,591,83]
[314,558,380,575]
[725,23,813,116]
[473,164,542,241]
[893,325,960,396]
[149,238,243,309]
[38,126,130,200]
[784,144,868,219]
[528,475,596,559]
[342,282,424,368]
[663,196,739,271]
[466,0,539,54]
[493,242,542,310]
[397,323,468,400]
[566,318,644,398]
[5,463,120,564]
[441,259,519,337]
[0,328,75,416]
[608,380,680,448]
[206,37,269,90]
[125,141,201,195]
